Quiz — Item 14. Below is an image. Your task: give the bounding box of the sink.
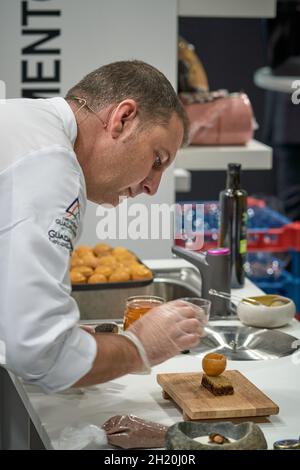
[193,325,300,360]
[72,267,201,320]
[73,267,300,362]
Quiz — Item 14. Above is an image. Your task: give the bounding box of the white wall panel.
[0,0,178,259]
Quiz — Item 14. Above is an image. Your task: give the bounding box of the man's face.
[87,112,184,206]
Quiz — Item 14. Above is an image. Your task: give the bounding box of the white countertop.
[2,260,300,450]
[11,318,300,450]
[9,328,300,449]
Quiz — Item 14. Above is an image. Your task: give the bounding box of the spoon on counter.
[208,289,262,306]
[209,289,290,307]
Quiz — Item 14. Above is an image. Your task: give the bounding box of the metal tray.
[71,259,153,291]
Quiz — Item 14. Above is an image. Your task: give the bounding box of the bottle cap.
[273,438,300,450]
[228,163,241,172]
[207,248,230,256]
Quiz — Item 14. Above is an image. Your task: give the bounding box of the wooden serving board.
[157,370,279,421]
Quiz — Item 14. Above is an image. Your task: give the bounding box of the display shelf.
[178,0,276,18]
[254,67,300,94]
[175,139,272,171]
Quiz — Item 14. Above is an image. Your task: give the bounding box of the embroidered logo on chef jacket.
[48,198,81,252]
[66,197,80,222]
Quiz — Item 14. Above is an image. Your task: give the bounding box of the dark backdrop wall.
[177,17,277,203]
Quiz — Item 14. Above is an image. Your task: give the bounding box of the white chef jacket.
[0,97,97,393]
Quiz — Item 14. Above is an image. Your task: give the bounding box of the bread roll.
[94,265,114,278]
[88,273,107,283]
[109,270,131,282]
[70,270,86,284]
[81,254,99,268]
[131,265,152,280]
[72,266,94,278]
[75,245,93,257]
[93,243,112,257]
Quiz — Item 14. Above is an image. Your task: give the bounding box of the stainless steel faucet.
[172,245,232,318]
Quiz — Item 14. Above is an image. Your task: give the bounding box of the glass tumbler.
[179,297,211,353]
[180,297,211,324]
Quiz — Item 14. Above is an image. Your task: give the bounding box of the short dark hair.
[66,60,189,146]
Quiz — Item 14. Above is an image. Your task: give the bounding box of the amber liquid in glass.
[123,298,163,330]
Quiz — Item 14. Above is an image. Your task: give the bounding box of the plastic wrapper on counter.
[57,424,107,450]
[102,415,168,449]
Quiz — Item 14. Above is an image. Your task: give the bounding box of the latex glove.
[122,299,207,372]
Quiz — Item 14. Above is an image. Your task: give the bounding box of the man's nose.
[142,170,163,196]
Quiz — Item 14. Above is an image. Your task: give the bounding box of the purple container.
[207,248,230,256]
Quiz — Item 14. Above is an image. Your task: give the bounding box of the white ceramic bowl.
[237,295,296,328]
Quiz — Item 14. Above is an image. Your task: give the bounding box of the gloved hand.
[121,299,207,372]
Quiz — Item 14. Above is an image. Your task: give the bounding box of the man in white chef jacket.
[0,60,205,393]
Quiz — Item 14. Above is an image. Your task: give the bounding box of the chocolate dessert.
[201,373,234,396]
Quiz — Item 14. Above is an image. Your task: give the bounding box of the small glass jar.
[123,295,165,330]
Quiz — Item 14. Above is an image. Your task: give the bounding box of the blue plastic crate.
[177,200,291,233]
[249,270,300,313]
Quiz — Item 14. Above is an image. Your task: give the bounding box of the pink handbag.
[180,91,254,146]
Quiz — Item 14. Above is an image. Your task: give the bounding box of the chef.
[0,60,206,393]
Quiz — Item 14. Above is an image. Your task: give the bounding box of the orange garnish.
[202,352,227,377]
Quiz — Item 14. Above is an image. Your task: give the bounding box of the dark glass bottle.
[218,163,247,288]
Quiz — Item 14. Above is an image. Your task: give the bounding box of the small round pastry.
[115,263,131,275]
[127,261,142,273]
[114,253,137,263]
[96,255,118,269]
[70,270,86,284]
[81,254,99,268]
[127,260,141,268]
[109,269,131,283]
[130,265,152,280]
[112,246,129,256]
[70,255,85,268]
[94,255,110,266]
[202,352,227,377]
[75,245,93,257]
[72,265,94,278]
[88,273,107,284]
[94,265,114,278]
[93,243,112,257]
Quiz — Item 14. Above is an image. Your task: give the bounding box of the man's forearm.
[73,333,143,388]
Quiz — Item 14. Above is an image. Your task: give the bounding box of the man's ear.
[110,99,138,138]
